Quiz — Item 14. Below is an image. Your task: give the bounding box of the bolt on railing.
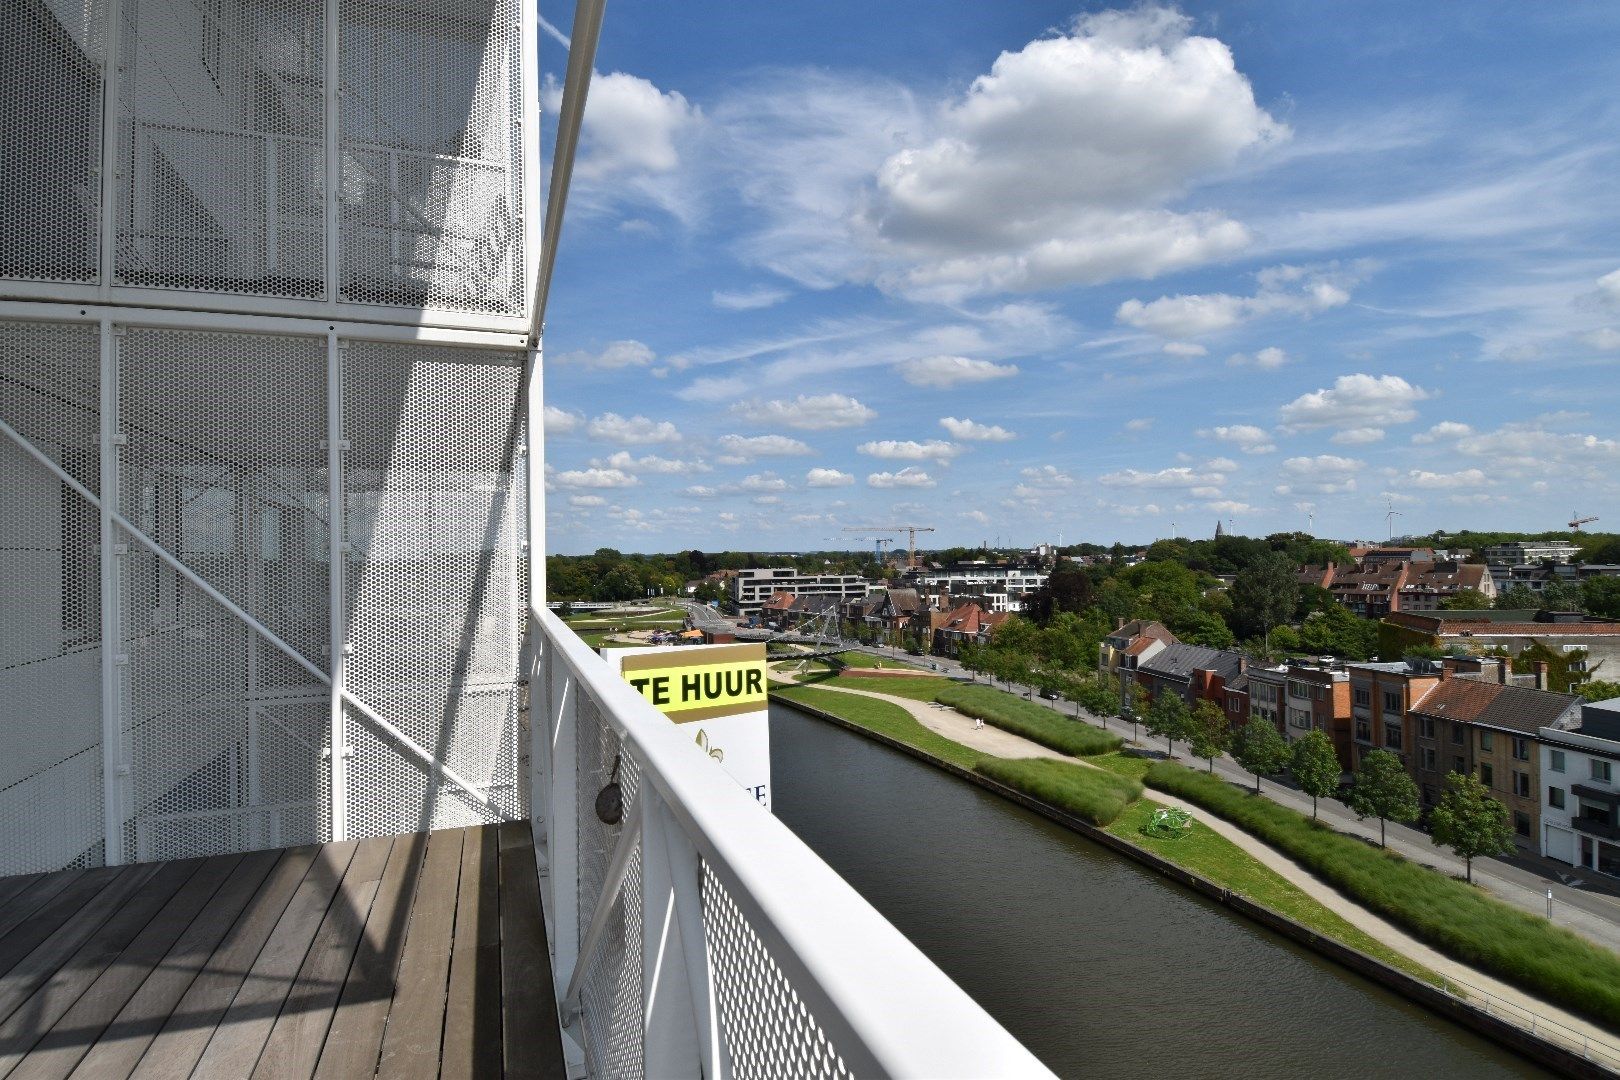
[526,606,1052,1078]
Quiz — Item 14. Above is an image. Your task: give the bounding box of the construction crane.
[844,534,894,564]
[1571,512,1600,531]
[847,524,936,569]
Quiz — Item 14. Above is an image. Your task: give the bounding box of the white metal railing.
[1437,973,1620,1070]
[527,606,1052,1078]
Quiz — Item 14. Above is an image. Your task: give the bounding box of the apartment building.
[729,568,870,615]
[1540,699,1620,875]
[1483,540,1582,566]
[1248,666,1288,735]
[1383,609,1620,673]
[1283,662,1352,767]
[1136,644,1245,711]
[915,562,1049,614]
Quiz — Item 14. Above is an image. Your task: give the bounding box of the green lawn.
[1086,751,1154,781]
[808,674,954,701]
[770,684,985,771]
[934,683,1122,756]
[976,757,1140,826]
[1147,761,1620,1028]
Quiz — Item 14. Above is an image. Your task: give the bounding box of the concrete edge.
[772,690,1616,1080]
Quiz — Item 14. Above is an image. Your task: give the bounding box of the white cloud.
[553,468,639,489]
[1118,264,1354,339]
[544,405,584,434]
[1228,345,1289,369]
[684,485,720,498]
[1278,374,1431,434]
[1207,500,1254,515]
[897,355,1018,388]
[940,416,1015,441]
[712,286,790,311]
[594,451,704,475]
[867,467,937,489]
[1204,456,1239,472]
[857,439,961,464]
[588,412,683,445]
[1330,427,1385,445]
[738,472,789,492]
[737,393,876,430]
[1598,268,1620,305]
[1019,465,1074,486]
[1199,424,1275,454]
[1395,469,1491,490]
[1454,422,1620,477]
[1582,328,1620,351]
[805,468,855,487]
[1099,465,1227,490]
[553,340,655,369]
[859,8,1282,300]
[1125,418,1155,432]
[564,71,700,181]
[714,434,813,463]
[1163,341,1208,358]
[1274,454,1361,495]
[1411,421,1473,444]
[569,495,607,508]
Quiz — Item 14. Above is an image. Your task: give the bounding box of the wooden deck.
[0,823,564,1078]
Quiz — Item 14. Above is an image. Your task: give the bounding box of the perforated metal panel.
[114,0,325,297]
[117,326,331,859]
[702,863,853,1080]
[338,0,525,315]
[341,341,526,836]
[0,320,105,874]
[0,1,108,284]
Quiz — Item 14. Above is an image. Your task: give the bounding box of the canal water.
[769,704,1546,1078]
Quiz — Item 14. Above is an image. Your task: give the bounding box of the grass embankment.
[934,683,1122,757]
[1146,761,1620,1028]
[976,757,1140,825]
[771,684,986,771]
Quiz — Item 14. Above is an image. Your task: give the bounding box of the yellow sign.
[617,643,767,722]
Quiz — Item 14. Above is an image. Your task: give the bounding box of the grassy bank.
[1146,761,1620,1028]
[934,683,1122,756]
[771,684,985,771]
[976,757,1140,825]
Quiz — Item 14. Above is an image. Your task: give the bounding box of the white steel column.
[640,789,713,1077]
[98,320,125,865]
[323,0,340,304]
[97,0,121,296]
[549,654,580,999]
[327,332,349,840]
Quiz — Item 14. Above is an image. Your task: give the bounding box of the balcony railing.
[526,605,1050,1077]
[1572,816,1620,842]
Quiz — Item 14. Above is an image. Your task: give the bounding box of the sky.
[537,1,1620,554]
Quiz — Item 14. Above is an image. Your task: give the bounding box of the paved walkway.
[850,644,1620,955]
[778,673,1620,1054]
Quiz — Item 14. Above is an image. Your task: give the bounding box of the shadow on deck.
[0,822,564,1078]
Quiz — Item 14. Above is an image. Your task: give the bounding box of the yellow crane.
[845,525,936,569]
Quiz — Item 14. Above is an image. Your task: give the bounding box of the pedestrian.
[974,715,983,730]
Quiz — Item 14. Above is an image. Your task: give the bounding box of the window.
[1288,708,1311,730]
[1550,750,1566,773]
[1513,771,1531,798]
[1384,724,1403,750]
[1289,683,1309,700]
[1550,787,1566,809]
[1479,731,1494,752]
[1592,759,1613,783]
[1480,763,1494,787]
[1422,748,1437,770]
[1355,718,1372,743]
[1383,690,1403,713]
[1419,717,1436,740]
[1451,725,1464,745]
[1354,687,1371,707]
[1512,737,1530,762]
[1514,811,1531,838]
[1454,756,1466,774]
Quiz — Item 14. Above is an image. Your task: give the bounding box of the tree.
[1233,717,1290,793]
[1578,679,1620,703]
[1346,749,1420,847]
[1231,551,1300,648]
[1290,729,1341,821]
[1297,604,1379,661]
[1429,771,1513,883]
[1540,579,1587,612]
[1188,700,1232,773]
[1144,693,1194,758]
[1495,584,1540,611]
[957,642,982,681]
[1440,589,1495,610]
[1584,577,1620,620]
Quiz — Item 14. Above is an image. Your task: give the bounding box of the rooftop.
[1409,680,1580,735]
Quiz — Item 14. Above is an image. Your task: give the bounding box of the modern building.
[728,567,870,615]
[1483,540,1582,566]
[915,561,1049,613]
[1382,609,1620,677]
[1247,665,1288,734]
[1541,699,1620,874]
[1283,661,1352,766]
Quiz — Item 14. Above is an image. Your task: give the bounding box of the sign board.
[602,643,772,810]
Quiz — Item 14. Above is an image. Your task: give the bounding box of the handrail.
[531,604,1052,1078]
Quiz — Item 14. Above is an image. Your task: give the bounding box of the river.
[769,703,1546,1078]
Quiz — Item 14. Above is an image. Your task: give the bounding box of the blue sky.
[538,2,1620,554]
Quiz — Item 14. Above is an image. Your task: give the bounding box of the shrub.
[935,684,1122,756]
[976,758,1141,826]
[1144,761,1620,1029]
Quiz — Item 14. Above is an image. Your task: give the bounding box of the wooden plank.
[375,828,465,1080]
[67,848,284,1080]
[0,864,163,1010]
[0,873,85,946]
[311,831,429,1080]
[0,878,44,916]
[0,857,219,1076]
[498,821,566,1080]
[187,841,359,1079]
[126,845,321,1080]
[0,868,128,981]
[440,825,502,1080]
[250,835,394,1080]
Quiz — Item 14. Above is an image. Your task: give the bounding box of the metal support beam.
[563,792,643,1016]
[0,413,501,819]
[97,321,124,865]
[327,332,349,839]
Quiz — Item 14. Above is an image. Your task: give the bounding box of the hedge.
[934,684,1122,757]
[976,757,1142,826]
[1144,761,1620,1029]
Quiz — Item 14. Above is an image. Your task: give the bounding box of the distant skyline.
[540,2,1620,554]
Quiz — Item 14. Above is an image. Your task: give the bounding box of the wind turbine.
[1385,500,1402,542]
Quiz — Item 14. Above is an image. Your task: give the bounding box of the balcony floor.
[0,822,563,1078]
